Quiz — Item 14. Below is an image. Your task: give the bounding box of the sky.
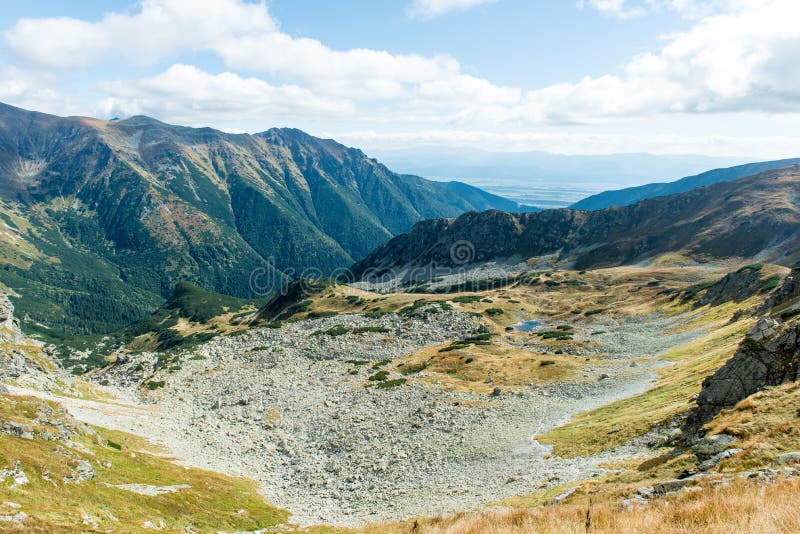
[1,0,799,158]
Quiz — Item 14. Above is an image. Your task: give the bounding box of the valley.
[3,0,800,530]
[6,256,800,532]
[1,106,800,532]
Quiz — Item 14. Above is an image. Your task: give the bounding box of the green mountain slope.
[571,158,800,210]
[0,103,527,337]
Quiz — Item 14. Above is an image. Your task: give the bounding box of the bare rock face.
[684,317,800,436]
[0,294,23,343]
[760,268,800,313]
[0,293,63,391]
[746,317,781,341]
[696,267,766,307]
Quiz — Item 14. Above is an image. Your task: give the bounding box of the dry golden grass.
[703,380,800,469]
[368,477,800,534]
[395,342,593,394]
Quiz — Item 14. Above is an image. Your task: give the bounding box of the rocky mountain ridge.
[572,157,800,210]
[353,166,800,279]
[0,102,526,336]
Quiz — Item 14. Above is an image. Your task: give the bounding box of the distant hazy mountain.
[352,166,800,277]
[368,146,751,208]
[0,103,526,336]
[572,158,800,210]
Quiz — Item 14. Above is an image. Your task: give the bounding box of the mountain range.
[572,158,800,210]
[0,103,529,337]
[353,166,800,277]
[369,146,750,208]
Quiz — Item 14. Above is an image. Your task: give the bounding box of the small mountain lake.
[512,319,543,332]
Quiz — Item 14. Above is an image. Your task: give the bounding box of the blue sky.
[1,1,799,158]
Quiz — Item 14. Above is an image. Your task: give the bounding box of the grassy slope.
[0,395,290,533]
[367,477,800,533]
[356,264,800,534]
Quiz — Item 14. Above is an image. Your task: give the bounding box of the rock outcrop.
[684,317,800,435]
[0,294,22,344]
[696,266,767,307]
[0,293,63,391]
[760,268,800,314]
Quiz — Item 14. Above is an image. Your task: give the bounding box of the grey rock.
[0,294,22,343]
[698,448,742,471]
[0,511,28,524]
[550,487,576,504]
[685,320,800,434]
[698,268,766,307]
[776,452,800,465]
[2,421,34,440]
[653,478,692,494]
[74,460,95,481]
[636,486,655,498]
[693,434,737,459]
[746,317,780,342]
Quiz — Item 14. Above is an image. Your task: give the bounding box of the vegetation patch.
[0,396,288,532]
[451,295,483,303]
[376,378,407,389]
[760,275,781,293]
[368,370,390,381]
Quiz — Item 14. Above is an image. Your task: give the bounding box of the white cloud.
[579,0,646,19]
[406,0,497,19]
[5,0,515,109]
[333,128,800,159]
[5,0,274,69]
[0,66,76,115]
[95,64,353,125]
[511,0,800,123]
[579,0,733,19]
[3,0,800,157]
[214,32,520,105]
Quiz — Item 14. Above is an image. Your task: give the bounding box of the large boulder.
[763,268,800,311]
[684,318,800,435]
[0,294,23,343]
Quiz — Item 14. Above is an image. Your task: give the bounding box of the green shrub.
[760,275,781,293]
[452,295,483,303]
[780,309,800,320]
[145,380,166,390]
[376,378,406,389]
[315,325,350,337]
[399,362,428,375]
[352,326,390,334]
[737,263,764,273]
[368,370,389,381]
[307,311,339,319]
